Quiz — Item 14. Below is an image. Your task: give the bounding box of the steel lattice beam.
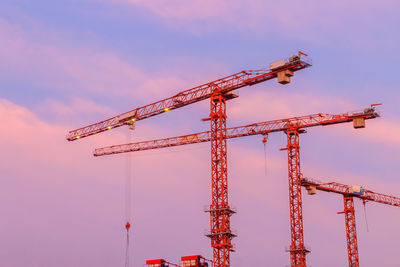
[208,93,233,267]
[67,54,312,141]
[94,108,379,157]
[301,180,400,208]
[285,129,308,267]
[343,196,359,267]
[93,106,379,267]
[301,178,400,267]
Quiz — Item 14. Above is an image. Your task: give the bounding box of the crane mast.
[206,91,233,266]
[284,128,309,266]
[301,178,400,267]
[94,107,379,156]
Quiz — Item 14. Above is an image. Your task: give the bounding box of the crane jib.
[93,105,379,157]
[67,53,312,141]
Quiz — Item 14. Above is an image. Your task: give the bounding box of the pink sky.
[1,1,400,266]
[1,95,400,266]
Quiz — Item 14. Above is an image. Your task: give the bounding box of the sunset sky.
[1,1,400,266]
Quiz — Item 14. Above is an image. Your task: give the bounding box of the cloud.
[1,98,399,266]
[0,17,202,103]
[229,89,355,122]
[356,119,400,148]
[0,98,205,265]
[38,98,116,116]
[1,2,399,265]
[92,0,399,47]
[227,88,400,151]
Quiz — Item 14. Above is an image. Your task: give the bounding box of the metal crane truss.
[93,106,378,267]
[66,53,312,141]
[93,106,379,157]
[301,178,400,267]
[343,196,359,267]
[301,178,400,207]
[208,92,232,266]
[67,52,313,267]
[284,129,309,267]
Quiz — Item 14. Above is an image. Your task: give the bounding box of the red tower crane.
[301,178,400,267]
[94,106,379,267]
[67,52,312,267]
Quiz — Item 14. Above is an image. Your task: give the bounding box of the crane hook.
[125,221,131,231]
[125,220,131,267]
[262,135,268,144]
[262,134,268,176]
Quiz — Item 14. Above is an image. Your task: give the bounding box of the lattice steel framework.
[94,106,379,267]
[343,196,359,267]
[66,53,314,267]
[66,53,311,141]
[301,178,400,267]
[207,93,235,267]
[285,129,308,267]
[64,53,312,267]
[94,107,379,157]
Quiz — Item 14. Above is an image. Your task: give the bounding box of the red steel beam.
[207,93,234,266]
[301,178,400,267]
[67,53,311,141]
[93,106,379,267]
[342,196,359,267]
[94,107,379,157]
[301,179,400,207]
[284,129,308,267]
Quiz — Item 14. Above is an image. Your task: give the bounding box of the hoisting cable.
[362,200,370,232]
[125,221,131,267]
[125,126,134,267]
[262,134,268,176]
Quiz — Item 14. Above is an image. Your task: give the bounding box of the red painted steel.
[94,107,379,156]
[343,196,359,267]
[146,259,166,264]
[93,106,379,267]
[207,93,234,267]
[145,258,180,266]
[67,53,314,267]
[285,129,308,267]
[301,178,400,267]
[301,180,400,207]
[67,53,311,141]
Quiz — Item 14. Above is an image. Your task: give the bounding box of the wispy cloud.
[1,98,399,266]
[38,98,116,116]
[0,17,207,103]
[92,0,399,48]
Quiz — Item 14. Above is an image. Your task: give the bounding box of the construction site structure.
[301,178,400,267]
[93,106,379,157]
[181,255,212,267]
[94,105,380,267]
[66,52,311,142]
[146,259,180,267]
[67,52,312,267]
